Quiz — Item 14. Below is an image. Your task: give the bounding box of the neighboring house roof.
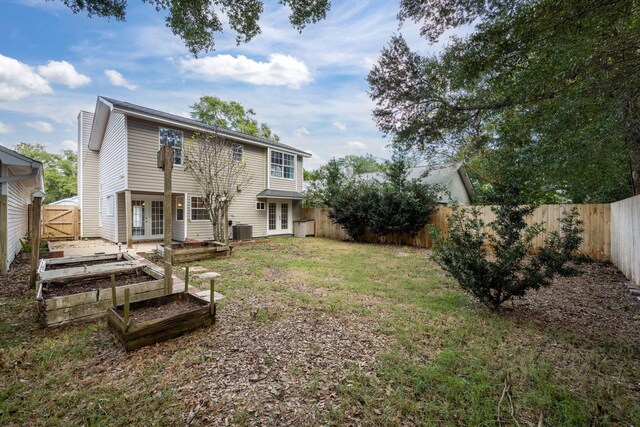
[89,96,311,157]
[257,189,305,200]
[0,144,45,192]
[50,196,79,206]
[360,162,475,203]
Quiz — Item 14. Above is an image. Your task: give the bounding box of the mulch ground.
[117,297,204,323]
[107,293,391,426]
[0,253,31,298]
[508,260,640,351]
[42,270,155,297]
[3,251,640,425]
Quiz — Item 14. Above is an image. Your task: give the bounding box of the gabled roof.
[89,96,311,157]
[0,144,43,169]
[0,144,44,190]
[360,162,475,201]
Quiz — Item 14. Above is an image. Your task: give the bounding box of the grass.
[1,237,639,425]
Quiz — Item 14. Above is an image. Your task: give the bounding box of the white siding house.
[360,163,475,205]
[0,145,44,274]
[78,96,311,244]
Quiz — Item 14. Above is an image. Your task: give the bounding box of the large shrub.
[314,154,440,241]
[430,200,583,311]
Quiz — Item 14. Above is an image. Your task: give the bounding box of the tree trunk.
[625,99,640,196]
[627,134,640,196]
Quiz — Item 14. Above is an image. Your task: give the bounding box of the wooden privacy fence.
[40,205,81,240]
[301,203,611,261]
[611,195,640,286]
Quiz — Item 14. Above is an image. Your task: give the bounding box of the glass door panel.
[151,201,163,236]
[268,202,277,230]
[132,200,145,237]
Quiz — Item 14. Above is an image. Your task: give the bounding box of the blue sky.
[0,0,454,169]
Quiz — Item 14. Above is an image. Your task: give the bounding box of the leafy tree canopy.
[14,143,77,204]
[54,0,331,55]
[190,96,280,141]
[369,0,640,203]
[304,154,385,181]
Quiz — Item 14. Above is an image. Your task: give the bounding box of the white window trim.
[158,126,184,167]
[176,195,185,222]
[256,201,266,211]
[233,144,244,162]
[190,196,209,222]
[270,150,295,180]
[106,195,114,217]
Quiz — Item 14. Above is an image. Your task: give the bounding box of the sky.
[0,0,457,170]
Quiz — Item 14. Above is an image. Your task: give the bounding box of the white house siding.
[117,192,126,243]
[297,157,303,191]
[172,193,185,241]
[79,111,100,237]
[445,173,471,205]
[126,117,287,240]
[98,112,127,240]
[6,176,31,268]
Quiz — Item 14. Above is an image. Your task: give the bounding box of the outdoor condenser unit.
[232,224,253,241]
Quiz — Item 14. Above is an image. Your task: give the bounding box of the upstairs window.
[159,127,183,165]
[270,150,294,179]
[233,144,243,162]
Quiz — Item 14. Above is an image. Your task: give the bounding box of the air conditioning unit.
[232,224,253,241]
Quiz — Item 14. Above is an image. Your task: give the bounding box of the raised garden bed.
[38,252,136,276]
[107,292,215,351]
[36,265,164,327]
[156,241,231,263]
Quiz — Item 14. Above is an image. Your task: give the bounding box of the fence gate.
[41,205,80,240]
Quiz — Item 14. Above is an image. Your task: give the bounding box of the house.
[78,96,310,245]
[50,196,79,206]
[360,162,474,204]
[0,145,45,274]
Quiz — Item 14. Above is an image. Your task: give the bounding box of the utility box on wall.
[293,220,315,238]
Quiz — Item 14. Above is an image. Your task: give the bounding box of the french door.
[267,199,292,235]
[131,196,164,240]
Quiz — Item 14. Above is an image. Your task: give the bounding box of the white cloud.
[332,121,347,131]
[61,139,77,151]
[347,141,367,150]
[180,54,312,89]
[26,120,55,133]
[303,150,326,170]
[104,69,137,90]
[0,121,12,134]
[0,54,52,101]
[37,60,91,88]
[293,127,310,137]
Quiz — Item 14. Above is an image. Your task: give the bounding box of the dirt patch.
[166,296,392,426]
[0,253,31,297]
[508,261,640,351]
[45,258,122,270]
[118,297,204,324]
[42,270,155,297]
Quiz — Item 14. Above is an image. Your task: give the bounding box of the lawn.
[1,237,639,426]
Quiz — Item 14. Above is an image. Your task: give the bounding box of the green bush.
[430,202,584,311]
[318,153,440,241]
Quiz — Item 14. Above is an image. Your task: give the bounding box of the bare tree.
[184,132,253,243]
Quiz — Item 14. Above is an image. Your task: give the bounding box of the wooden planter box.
[156,241,231,263]
[36,265,164,327]
[107,292,214,351]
